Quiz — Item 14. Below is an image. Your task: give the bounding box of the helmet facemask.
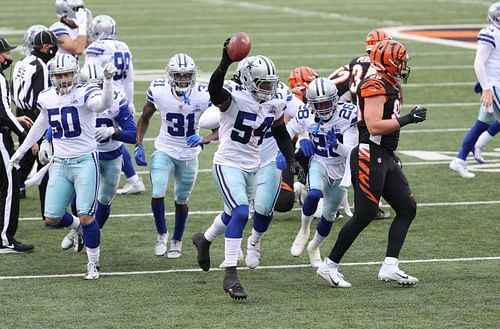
[166,53,197,95]
[306,77,339,121]
[49,54,79,95]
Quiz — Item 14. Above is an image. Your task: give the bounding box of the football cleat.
[223,267,247,300]
[306,240,321,268]
[61,227,84,252]
[290,225,311,257]
[116,178,146,195]
[317,258,351,288]
[245,238,261,269]
[473,145,486,164]
[83,262,100,280]
[192,232,211,271]
[378,261,418,285]
[374,208,391,220]
[154,233,168,256]
[167,239,182,259]
[449,158,475,178]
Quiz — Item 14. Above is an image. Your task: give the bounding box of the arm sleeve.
[0,75,25,137]
[114,102,137,144]
[474,43,493,90]
[208,65,231,106]
[272,122,296,164]
[124,59,134,105]
[86,79,113,113]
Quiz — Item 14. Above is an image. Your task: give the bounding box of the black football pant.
[329,143,417,263]
[0,133,20,247]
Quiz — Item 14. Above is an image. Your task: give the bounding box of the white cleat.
[167,240,182,258]
[154,233,168,256]
[306,240,321,268]
[83,262,100,280]
[378,261,418,285]
[61,228,84,252]
[290,226,310,257]
[316,258,351,288]
[245,238,261,269]
[293,182,305,206]
[117,178,146,195]
[449,158,475,178]
[473,146,486,164]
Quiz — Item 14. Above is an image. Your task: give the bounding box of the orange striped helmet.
[288,66,319,89]
[365,30,391,53]
[369,39,411,83]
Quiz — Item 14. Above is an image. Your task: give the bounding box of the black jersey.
[356,74,402,151]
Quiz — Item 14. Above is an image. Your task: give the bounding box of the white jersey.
[85,39,134,104]
[477,25,500,88]
[214,80,286,171]
[259,81,303,165]
[50,21,79,57]
[37,83,102,158]
[287,102,358,179]
[146,79,211,160]
[96,90,128,153]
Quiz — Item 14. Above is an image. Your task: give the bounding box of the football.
[226,32,251,61]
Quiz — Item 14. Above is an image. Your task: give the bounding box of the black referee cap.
[32,30,60,47]
[0,38,16,53]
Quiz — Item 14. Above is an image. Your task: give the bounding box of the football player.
[135,53,211,258]
[191,38,304,300]
[10,54,117,279]
[50,0,92,56]
[286,78,358,267]
[22,25,48,56]
[84,15,144,194]
[60,63,136,250]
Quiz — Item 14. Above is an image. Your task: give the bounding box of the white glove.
[103,62,117,80]
[95,126,115,142]
[9,150,24,170]
[75,8,88,34]
[38,140,53,165]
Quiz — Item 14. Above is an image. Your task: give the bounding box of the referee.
[0,37,34,253]
[12,30,58,219]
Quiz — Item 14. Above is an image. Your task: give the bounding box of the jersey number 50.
[48,106,81,138]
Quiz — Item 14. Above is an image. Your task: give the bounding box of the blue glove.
[326,129,338,148]
[187,134,204,148]
[275,152,287,170]
[134,144,147,166]
[299,139,315,157]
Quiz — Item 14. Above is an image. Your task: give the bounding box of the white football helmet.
[23,25,48,56]
[89,15,116,42]
[306,77,339,121]
[240,55,279,102]
[79,63,104,86]
[49,53,79,95]
[165,53,197,94]
[488,2,500,28]
[232,57,248,84]
[55,0,85,20]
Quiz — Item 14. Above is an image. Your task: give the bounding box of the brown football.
[227,32,251,61]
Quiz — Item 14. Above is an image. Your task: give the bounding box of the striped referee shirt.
[12,54,49,113]
[0,71,24,136]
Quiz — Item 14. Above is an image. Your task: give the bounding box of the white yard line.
[1,256,498,280]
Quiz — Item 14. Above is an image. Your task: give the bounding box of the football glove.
[38,139,52,165]
[9,150,24,170]
[95,126,115,142]
[186,134,204,148]
[299,139,315,157]
[75,8,88,30]
[103,62,117,80]
[134,144,147,166]
[289,160,305,184]
[326,129,338,148]
[397,106,427,127]
[275,152,287,170]
[221,37,234,67]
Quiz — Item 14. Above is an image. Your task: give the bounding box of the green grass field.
[1,1,500,328]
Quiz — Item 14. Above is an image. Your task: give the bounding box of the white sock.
[383,256,398,265]
[69,215,80,229]
[310,231,326,248]
[127,174,139,184]
[249,228,264,245]
[86,246,100,264]
[224,237,243,267]
[475,131,494,149]
[301,213,314,229]
[325,256,339,268]
[204,213,226,242]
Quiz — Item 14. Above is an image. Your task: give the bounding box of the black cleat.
[223,267,247,300]
[192,233,211,271]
